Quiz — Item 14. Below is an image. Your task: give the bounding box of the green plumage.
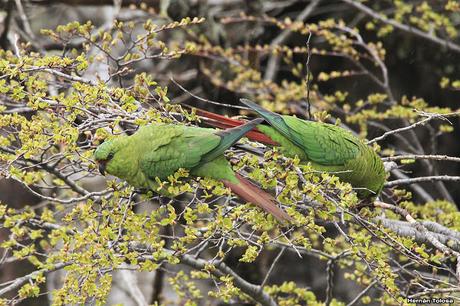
[241,99,386,198]
[94,124,253,189]
[93,120,292,222]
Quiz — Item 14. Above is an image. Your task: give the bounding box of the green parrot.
[191,99,386,199]
[93,120,291,222]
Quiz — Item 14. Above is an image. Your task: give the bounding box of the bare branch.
[346,280,377,306]
[14,0,36,40]
[0,262,71,297]
[389,168,434,202]
[385,176,460,188]
[142,251,278,306]
[368,112,459,145]
[383,154,460,163]
[118,269,148,306]
[341,0,460,54]
[259,247,285,289]
[264,0,321,80]
[171,77,248,110]
[374,201,460,256]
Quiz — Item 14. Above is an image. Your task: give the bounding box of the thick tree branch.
[0,0,14,50]
[118,269,148,306]
[374,201,460,256]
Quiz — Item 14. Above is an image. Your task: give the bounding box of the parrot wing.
[138,125,222,180]
[137,123,291,223]
[241,98,360,166]
[138,119,263,180]
[283,116,360,166]
[200,118,263,163]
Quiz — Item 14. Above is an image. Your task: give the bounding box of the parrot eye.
[107,152,115,160]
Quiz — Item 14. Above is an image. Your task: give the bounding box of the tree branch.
[0,262,70,297]
[389,168,434,202]
[264,0,321,80]
[118,269,148,306]
[374,201,460,256]
[341,0,460,54]
[368,113,457,145]
[385,176,460,188]
[383,154,460,163]
[141,251,278,306]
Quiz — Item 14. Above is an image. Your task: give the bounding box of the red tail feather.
[223,173,292,223]
[199,117,239,130]
[194,108,279,146]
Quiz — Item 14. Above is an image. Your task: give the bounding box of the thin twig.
[8,176,111,204]
[171,77,249,110]
[369,114,451,144]
[305,32,313,119]
[389,168,434,202]
[264,0,321,80]
[346,280,378,306]
[383,154,460,163]
[385,176,460,188]
[259,247,286,289]
[0,146,90,196]
[341,0,460,54]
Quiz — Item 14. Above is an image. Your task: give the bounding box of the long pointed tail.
[223,173,292,223]
[191,107,279,146]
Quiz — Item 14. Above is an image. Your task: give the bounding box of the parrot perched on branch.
[191,99,386,198]
[94,120,291,222]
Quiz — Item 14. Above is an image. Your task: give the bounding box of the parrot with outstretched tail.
[94,119,291,222]
[191,99,386,199]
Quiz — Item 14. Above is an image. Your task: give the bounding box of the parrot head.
[94,139,122,176]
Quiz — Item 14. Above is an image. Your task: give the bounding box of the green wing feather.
[138,120,263,181]
[240,99,304,147]
[240,98,386,197]
[282,116,359,166]
[201,118,263,163]
[241,98,359,166]
[96,123,292,221]
[138,125,221,180]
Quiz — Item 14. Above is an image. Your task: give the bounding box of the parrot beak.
[98,161,106,176]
